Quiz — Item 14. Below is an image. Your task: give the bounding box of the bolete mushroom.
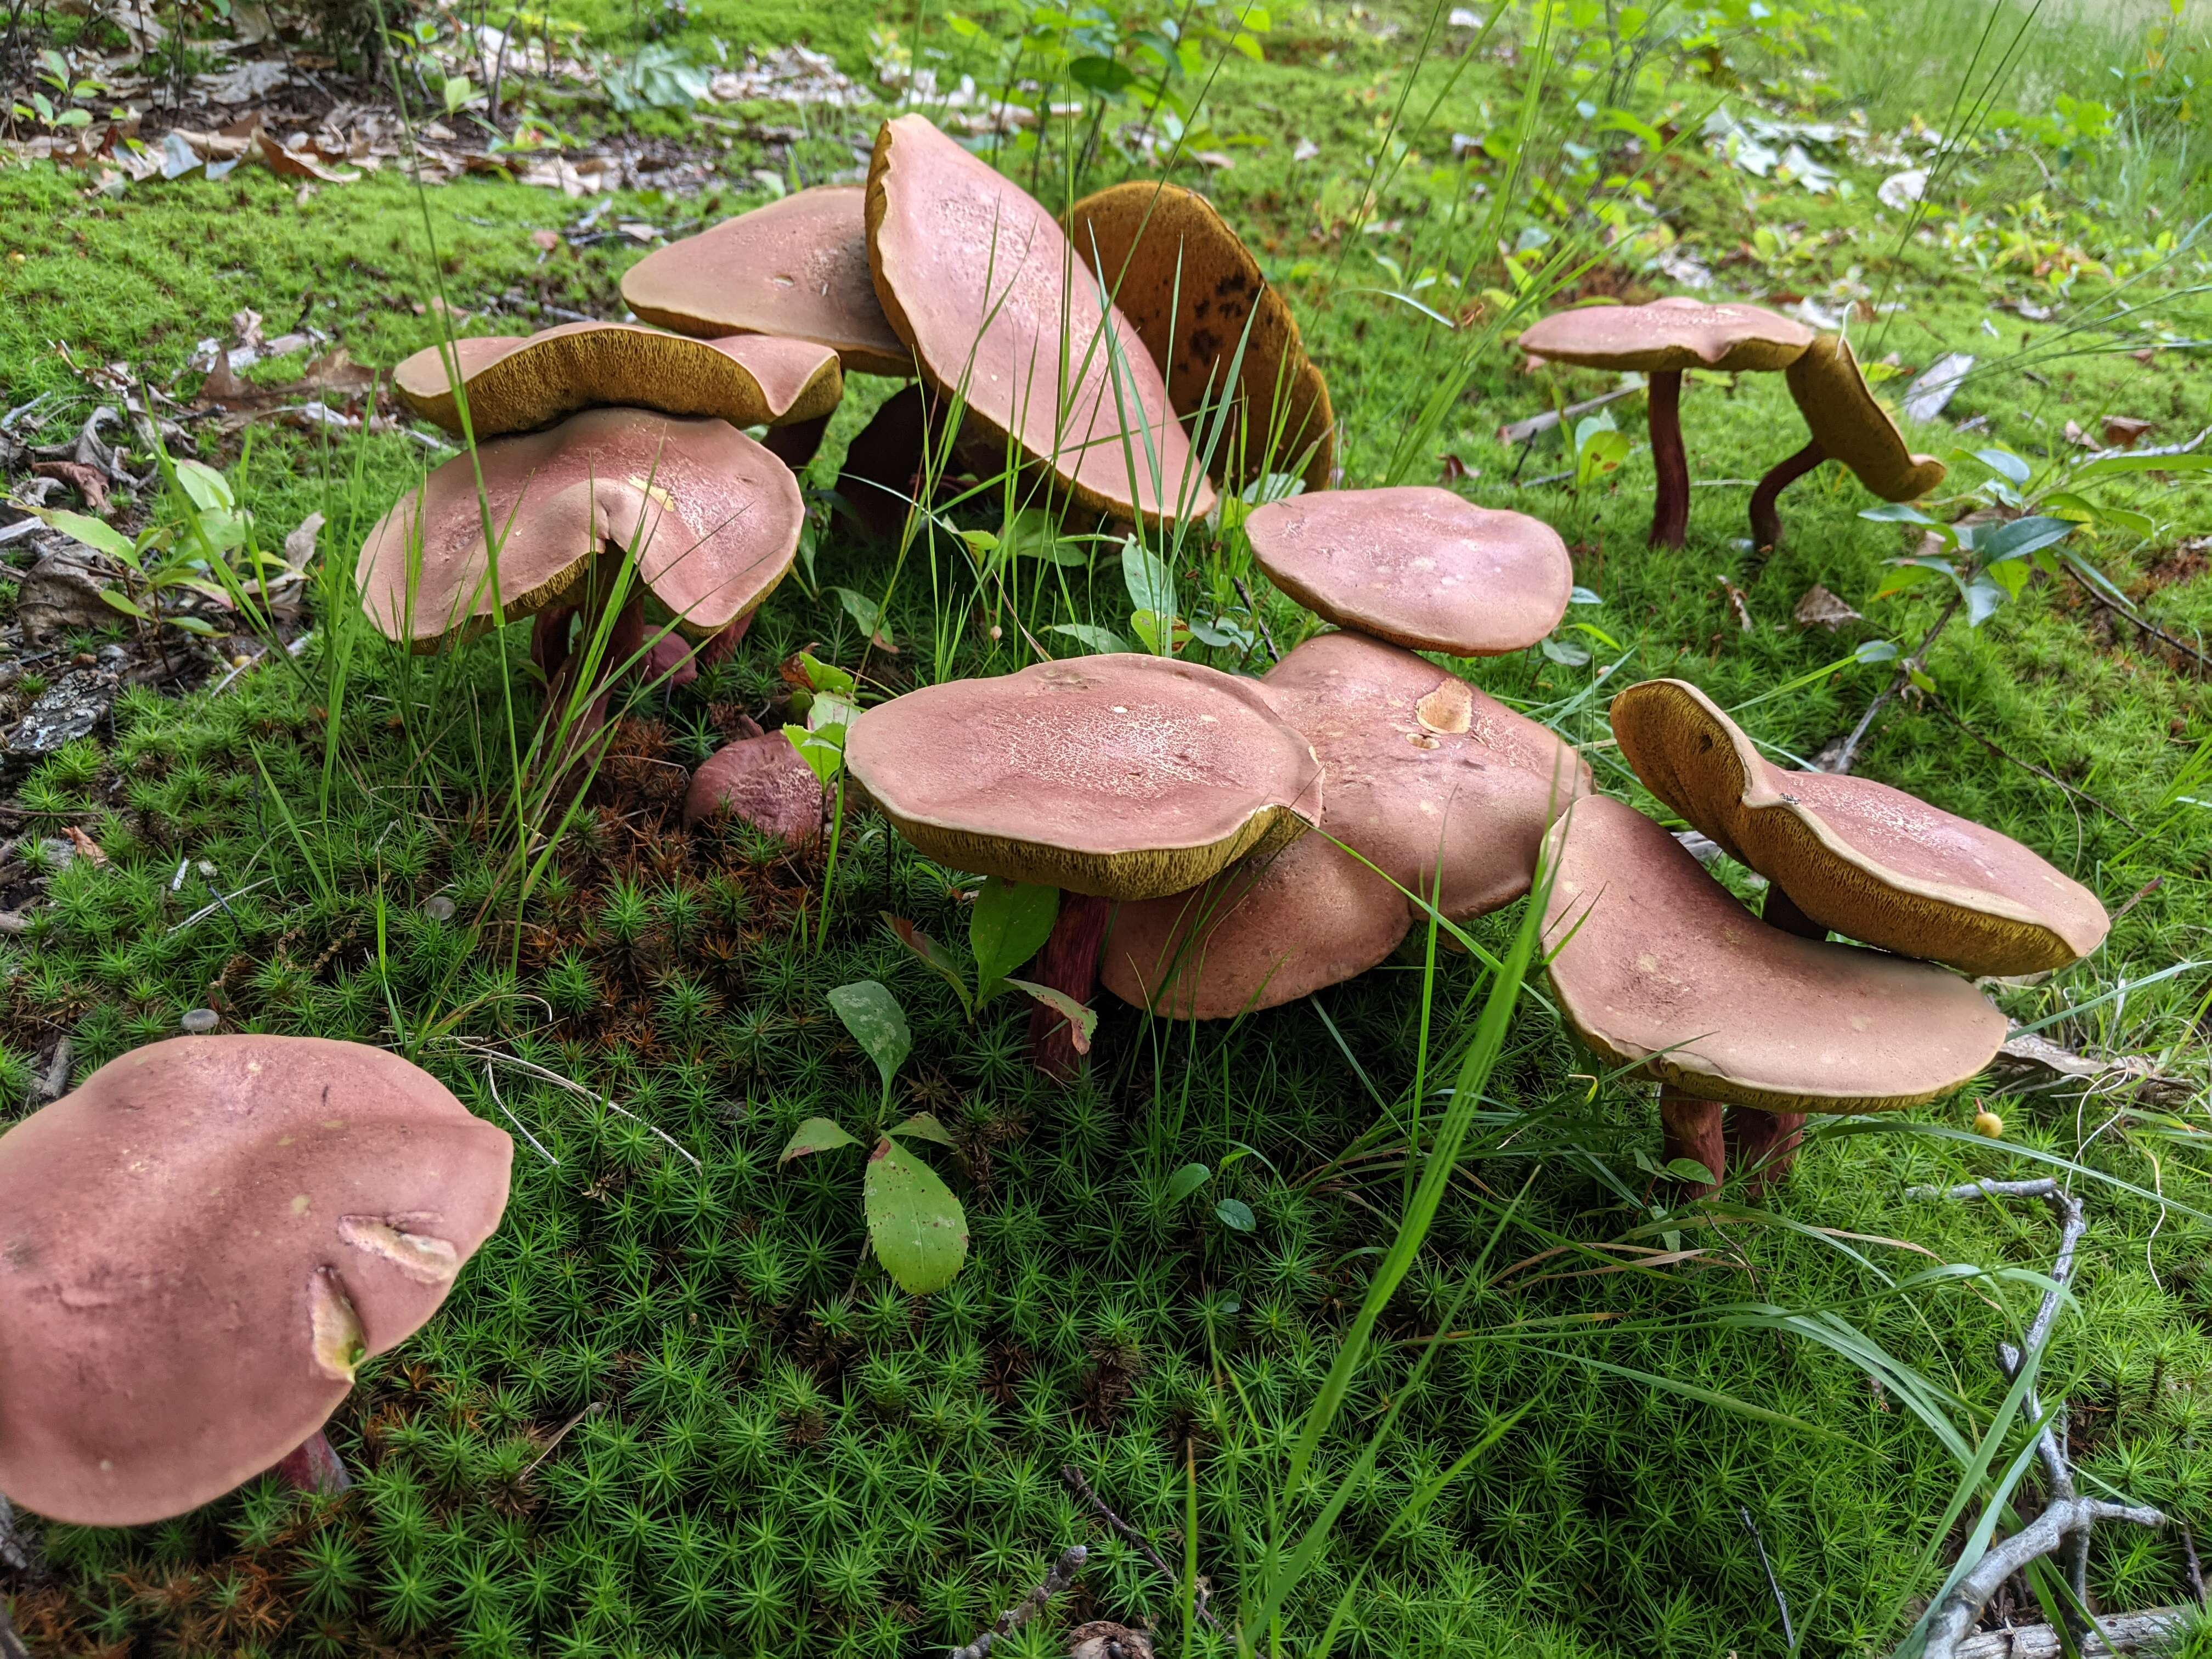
[391,320,843,441]
[1244,487,1572,656]
[1543,793,2007,1194]
[847,653,1322,1075]
[0,1035,511,1525]
[865,114,1215,526]
[1104,630,1588,1017]
[1749,334,1947,549]
[683,730,827,849]
[1517,298,1814,548]
[1064,180,1334,493]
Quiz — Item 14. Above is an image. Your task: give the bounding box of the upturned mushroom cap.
[1785,334,1946,501]
[1519,297,1815,373]
[1610,678,2109,975]
[844,653,1320,900]
[0,1036,511,1526]
[357,408,804,648]
[392,321,842,439]
[1245,487,1572,656]
[865,115,1215,526]
[619,186,912,376]
[1103,632,1589,1016]
[682,731,827,847]
[1542,795,2007,1111]
[1064,181,1334,493]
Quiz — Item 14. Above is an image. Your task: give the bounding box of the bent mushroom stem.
[1729,884,1830,1191]
[1659,1085,1726,1197]
[1748,438,1828,552]
[273,1429,352,1498]
[1647,370,1690,549]
[763,411,832,474]
[1027,893,1114,1082]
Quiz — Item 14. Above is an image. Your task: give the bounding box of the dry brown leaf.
[30,460,108,511]
[63,826,109,868]
[1792,583,1862,630]
[2102,415,2154,449]
[530,228,561,251]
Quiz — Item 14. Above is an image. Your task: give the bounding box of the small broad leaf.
[786,724,845,787]
[40,508,134,561]
[1003,507,1087,566]
[883,914,973,1014]
[1047,622,1133,654]
[888,1111,959,1149]
[828,585,895,650]
[1003,978,1097,1053]
[173,459,234,513]
[98,588,150,619]
[1167,1162,1212,1202]
[791,650,857,698]
[1975,515,2075,563]
[1666,1156,1718,1185]
[780,1116,860,1165]
[828,980,911,1097]
[1569,585,1604,606]
[865,1136,969,1294]
[1859,500,1939,527]
[1854,639,1900,664]
[1215,1198,1256,1232]
[1539,635,1592,667]
[1974,447,2033,486]
[167,615,220,636]
[1069,53,1136,97]
[2073,451,2212,482]
[1963,574,2008,627]
[1130,608,1190,656]
[1120,535,1176,618]
[969,877,1058,993]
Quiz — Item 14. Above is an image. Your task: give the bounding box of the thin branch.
[951,1544,1087,1659]
[1923,1499,2167,1655]
[1924,696,2141,831]
[1063,1464,1226,1633]
[1740,1505,1796,1654]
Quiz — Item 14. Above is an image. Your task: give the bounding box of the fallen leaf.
[64,826,108,868]
[2063,420,2093,449]
[1718,577,1755,631]
[30,461,108,511]
[1437,452,1474,483]
[1792,584,1861,630]
[2102,415,2154,449]
[284,511,324,571]
[530,228,561,251]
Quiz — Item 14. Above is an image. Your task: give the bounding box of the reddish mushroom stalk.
[1748,438,1827,551]
[1726,884,1830,1191]
[764,411,833,473]
[1647,370,1690,549]
[1027,893,1114,1081]
[1660,1087,1727,1198]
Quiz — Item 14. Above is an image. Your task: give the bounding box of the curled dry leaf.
[1792,584,1862,630]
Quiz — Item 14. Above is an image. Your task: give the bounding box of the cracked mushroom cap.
[1785,334,1946,501]
[619,187,913,377]
[1610,678,2109,976]
[1519,297,1815,373]
[844,654,1321,900]
[1245,487,1572,656]
[1104,632,1589,1016]
[392,320,842,439]
[0,1036,511,1526]
[682,731,827,847]
[865,115,1215,526]
[357,408,804,649]
[1064,180,1334,493]
[1542,794,2007,1111]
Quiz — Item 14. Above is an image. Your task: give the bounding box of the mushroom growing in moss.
[1517,298,1814,549]
[1064,180,1335,492]
[0,1036,511,1525]
[1748,334,1947,549]
[683,730,828,849]
[1543,794,2008,1195]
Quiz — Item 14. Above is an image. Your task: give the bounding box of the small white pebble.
[425,895,456,922]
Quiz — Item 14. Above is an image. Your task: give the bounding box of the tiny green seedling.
[884,877,1099,1054]
[780,980,969,1295]
[1167,1156,1259,1233]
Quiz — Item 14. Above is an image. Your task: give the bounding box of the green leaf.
[1974,447,2032,486]
[173,459,234,513]
[41,508,134,561]
[166,614,219,636]
[1167,1162,1212,1202]
[780,1116,860,1165]
[888,1111,958,1149]
[1047,622,1133,654]
[1666,1156,1718,1184]
[1215,1198,1256,1232]
[2073,451,2212,482]
[1129,608,1189,656]
[1859,500,1939,527]
[792,650,857,698]
[970,877,1058,993]
[442,72,474,112]
[98,588,149,620]
[1003,978,1097,1053]
[865,1136,969,1293]
[785,724,845,787]
[1069,53,1135,98]
[1976,515,2074,562]
[1003,507,1087,566]
[1120,535,1176,619]
[828,980,910,1098]
[828,586,894,650]
[883,913,973,1014]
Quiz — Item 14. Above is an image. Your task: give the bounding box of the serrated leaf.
[1003,977,1097,1053]
[865,1136,969,1293]
[1215,1198,1256,1232]
[1167,1161,1212,1201]
[883,913,973,1013]
[888,1111,959,1149]
[780,1116,860,1165]
[970,877,1057,993]
[828,980,910,1098]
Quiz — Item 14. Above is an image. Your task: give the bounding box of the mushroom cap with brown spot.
[0,1036,511,1526]
[864,115,1215,526]
[1542,795,2007,1111]
[356,408,804,649]
[1609,678,2109,975]
[1064,181,1334,493]
[391,321,842,439]
[1785,334,1946,501]
[1519,297,1815,373]
[844,653,1321,900]
[1246,487,1572,656]
[619,187,913,377]
[682,731,827,847]
[1103,633,1589,1016]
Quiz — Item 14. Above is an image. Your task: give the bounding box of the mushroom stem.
[1027,892,1113,1082]
[1658,1085,1725,1197]
[1646,370,1690,549]
[837,385,934,543]
[1761,884,1827,941]
[273,1429,351,1498]
[763,411,832,475]
[1728,884,1830,1192]
[1748,438,1827,551]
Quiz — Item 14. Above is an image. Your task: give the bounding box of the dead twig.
[1740,1505,1796,1653]
[2071,576,2212,675]
[1497,382,1639,448]
[1818,592,1962,774]
[1924,695,2141,831]
[1062,1464,1225,1634]
[950,1544,1087,1659]
[1922,1499,2166,1654]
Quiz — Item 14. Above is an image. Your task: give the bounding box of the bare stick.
[1954,1608,2191,1659]
[1921,1499,2166,1656]
[1063,1464,1226,1633]
[1925,695,2141,831]
[951,1544,1087,1659]
[1496,382,1638,447]
[1740,1505,1795,1652]
[1820,591,1963,775]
